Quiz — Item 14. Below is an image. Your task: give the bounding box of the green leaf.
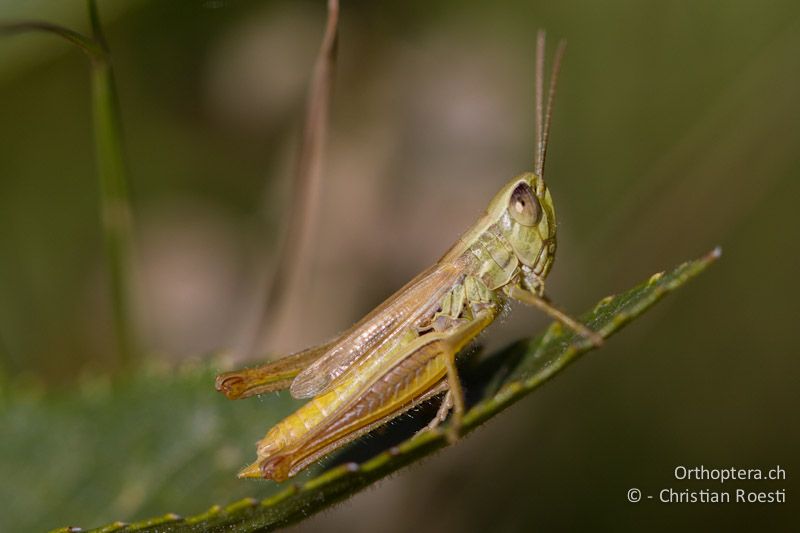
[0,249,719,532]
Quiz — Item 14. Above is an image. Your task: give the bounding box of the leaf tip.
[596,295,614,307]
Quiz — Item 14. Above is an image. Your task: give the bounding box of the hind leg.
[417,389,453,437]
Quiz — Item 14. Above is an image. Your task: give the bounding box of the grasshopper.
[215,31,602,482]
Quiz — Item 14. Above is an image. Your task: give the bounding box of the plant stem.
[245,0,339,357]
[89,59,137,367]
[0,4,138,369]
[86,0,138,368]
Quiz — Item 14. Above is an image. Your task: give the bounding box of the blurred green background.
[1,0,798,531]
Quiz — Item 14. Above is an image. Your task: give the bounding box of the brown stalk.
[246,0,340,357]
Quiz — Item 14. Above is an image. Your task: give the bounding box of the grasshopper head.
[488,172,557,283]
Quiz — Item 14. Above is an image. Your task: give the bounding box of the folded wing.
[289,261,465,399]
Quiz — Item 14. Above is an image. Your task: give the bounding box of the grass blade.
[0,1,138,368]
[86,0,137,367]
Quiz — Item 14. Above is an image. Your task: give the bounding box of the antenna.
[534,30,545,177]
[534,31,566,180]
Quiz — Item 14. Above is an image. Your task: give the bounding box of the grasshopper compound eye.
[509,182,542,226]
